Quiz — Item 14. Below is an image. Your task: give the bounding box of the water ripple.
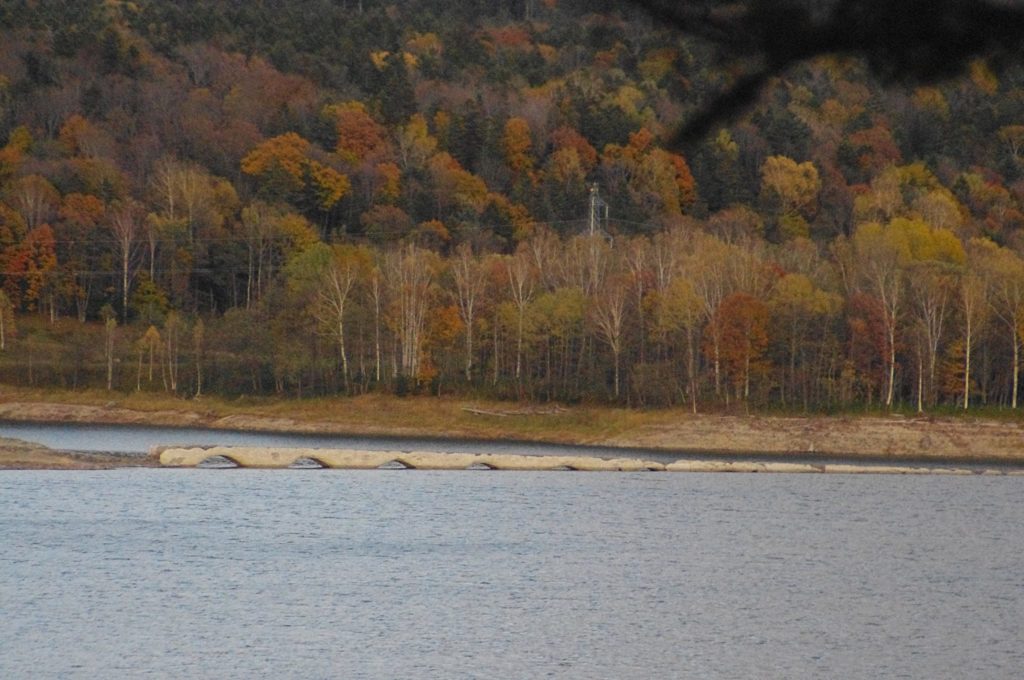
[0,471,1021,679]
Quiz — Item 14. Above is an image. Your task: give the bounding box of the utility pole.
[587,183,610,238]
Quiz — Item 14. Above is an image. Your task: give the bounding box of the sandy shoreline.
[1,398,1023,470]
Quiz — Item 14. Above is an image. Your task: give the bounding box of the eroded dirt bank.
[600,413,1024,464]
[0,436,158,469]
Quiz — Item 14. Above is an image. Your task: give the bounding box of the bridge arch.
[378,459,414,469]
[288,456,329,468]
[466,461,497,470]
[197,454,242,468]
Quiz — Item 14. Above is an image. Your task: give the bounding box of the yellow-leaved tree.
[760,155,821,239]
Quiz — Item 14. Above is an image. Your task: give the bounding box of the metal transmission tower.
[587,183,611,239]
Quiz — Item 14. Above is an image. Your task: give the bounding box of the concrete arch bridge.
[156,446,667,471]
[154,446,1017,474]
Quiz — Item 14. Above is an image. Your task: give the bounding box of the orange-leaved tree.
[706,292,770,403]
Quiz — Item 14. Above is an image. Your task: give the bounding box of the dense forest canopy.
[2,0,1024,412]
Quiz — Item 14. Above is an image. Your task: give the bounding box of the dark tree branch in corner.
[630,0,1024,143]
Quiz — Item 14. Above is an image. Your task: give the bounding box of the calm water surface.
[1,470,1021,679]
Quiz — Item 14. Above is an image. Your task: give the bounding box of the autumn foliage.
[0,1,1023,412]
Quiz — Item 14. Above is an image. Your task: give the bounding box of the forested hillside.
[2,0,1024,411]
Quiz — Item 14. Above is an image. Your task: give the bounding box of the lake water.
[1,470,1021,679]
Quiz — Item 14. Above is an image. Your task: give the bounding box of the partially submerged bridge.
[156,446,1022,474]
[157,446,666,471]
